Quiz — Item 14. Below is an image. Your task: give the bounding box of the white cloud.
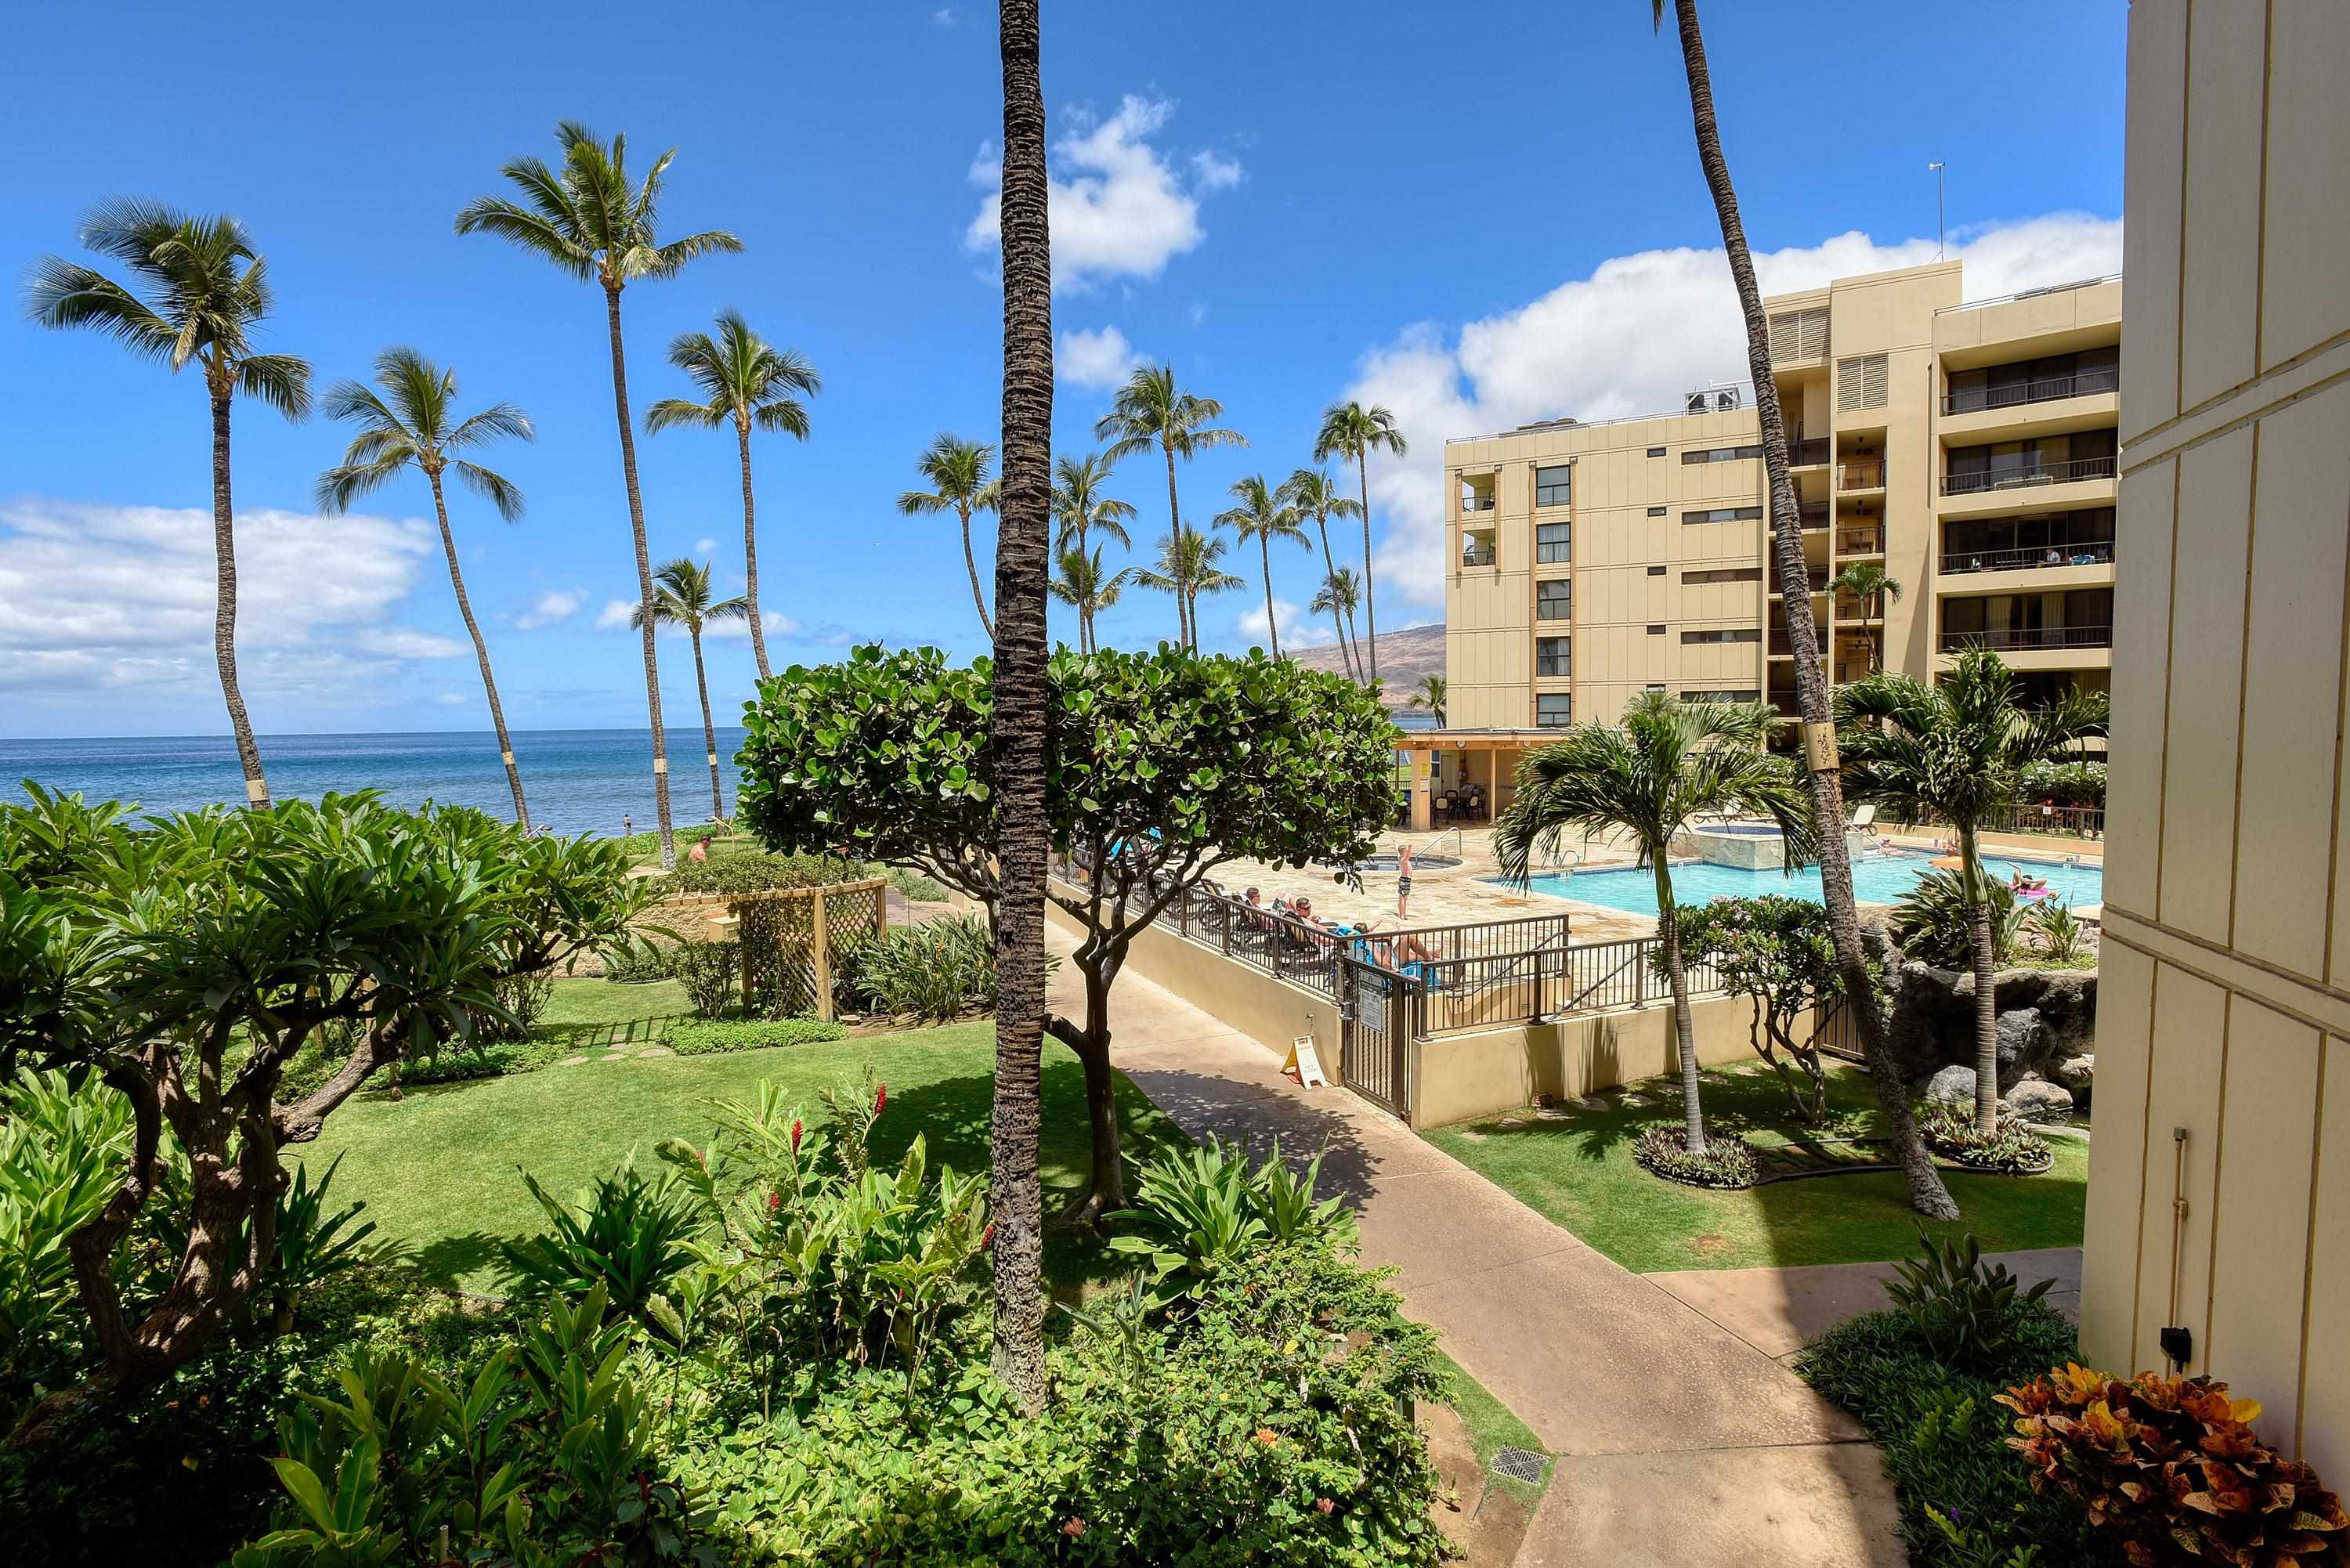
[706,610,804,641]
[436,691,470,705]
[1346,213,2125,607]
[514,588,586,630]
[593,599,638,632]
[933,6,956,23]
[965,95,1238,291]
[1058,324,1141,389]
[355,627,467,659]
[692,537,719,555]
[1235,598,1337,651]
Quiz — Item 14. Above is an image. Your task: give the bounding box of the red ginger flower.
[875,1082,888,1115]
[790,1118,803,1153]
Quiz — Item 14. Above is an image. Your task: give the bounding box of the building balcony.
[1795,505,1829,531]
[1941,455,2117,497]
[1942,367,2118,417]
[1837,459,1886,490]
[1460,496,1496,515]
[1837,525,1885,555]
[1941,540,2115,576]
[1460,543,1498,569]
[1788,435,1830,468]
[1937,624,2112,655]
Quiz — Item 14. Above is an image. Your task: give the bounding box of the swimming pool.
[1508,851,2103,917]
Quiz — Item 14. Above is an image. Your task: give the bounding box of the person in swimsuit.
[1396,842,1415,919]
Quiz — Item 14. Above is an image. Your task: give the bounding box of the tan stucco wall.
[1411,989,1767,1129]
[2082,0,2350,1481]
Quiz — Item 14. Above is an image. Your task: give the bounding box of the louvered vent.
[1836,352,1889,412]
[1768,307,1829,362]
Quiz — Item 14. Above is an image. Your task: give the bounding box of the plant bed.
[1919,1100,2056,1174]
[1632,1125,1762,1188]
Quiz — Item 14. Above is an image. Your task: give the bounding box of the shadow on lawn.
[410,1231,511,1295]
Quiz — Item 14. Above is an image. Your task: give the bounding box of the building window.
[1647,446,1668,457]
[1535,522,1571,563]
[1647,505,1668,516]
[1536,694,1573,728]
[1535,464,1571,508]
[1536,580,1571,621]
[1647,623,1667,635]
[1681,627,1762,645]
[1647,565,1667,576]
[1683,505,1763,524]
[1683,566,1765,585]
[1535,636,1570,677]
[1683,688,1761,703]
[1683,444,1763,464]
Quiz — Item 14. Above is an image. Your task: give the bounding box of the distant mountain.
[1287,622,1444,708]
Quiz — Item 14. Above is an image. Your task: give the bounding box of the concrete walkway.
[1052,930,1907,1568]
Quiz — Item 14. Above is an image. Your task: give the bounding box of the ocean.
[0,729,750,838]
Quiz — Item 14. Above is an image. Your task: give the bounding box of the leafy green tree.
[644,309,821,683]
[1050,544,1130,655]
[1835,648,2108,1133]
[1278,468,1366,679]
[1673,896,1849,1123]
[1214,475,1311,658]
[1093,367,1247,652]
[1406,676,1447,727]
[457,121,742,873]
[1133,529,1244,651]
[317,348,536,827]
[1828,561,1902,674]
[898,435,1001,641]
[1312,402,1406,685]
[27,202,313,808]
[1051,451,1136,558]
[631,559,748,822]
[1311,567,1366,677]
[734,645,1397,1219]
[0,786,656,1443]
[1495,694,1812,1156]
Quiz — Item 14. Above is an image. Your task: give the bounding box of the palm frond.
[450,460,526,523]
[452,196,595,278]
[645,396,725,434]
[237,353,313,421]
[22,258,179,362]
[445,401,533,450]
[751,398,810,438]
[315,453,410,514]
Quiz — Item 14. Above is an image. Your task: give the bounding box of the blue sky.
[1,1,2128,739]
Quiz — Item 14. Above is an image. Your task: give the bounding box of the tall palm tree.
[1050,451,1134,558]
[1407,676,1448,728]
[644,309,820,684]
[630,559,747,823]
[1092,366,1246,653]
[1311,567,1367,674]
[1132,529,1243,651]
[1835,650,2108,1136]
[1213,475,1311,658]
[316,349,535,828]
[1654,0,1957,1219]
[1278,468,1366,679]
[1496,694,1811,1155]
[1313,401,1407,686]
[1828,561,1902,674]
[898,435,1000,641]
[456,121,742,873]
[1049,544,1130,655]
[990,0,1055,1408]
[27,201,312,808]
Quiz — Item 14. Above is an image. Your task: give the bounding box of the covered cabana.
[1394,728,1560,832]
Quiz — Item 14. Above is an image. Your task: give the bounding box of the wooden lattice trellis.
[721,880,888,1021]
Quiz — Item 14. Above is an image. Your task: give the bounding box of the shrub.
[1108,1137,1360,1306]
[663,849,873,896]
[497,1165,703,1323]
[1631,1124,1762,1188]
[0,1069,131,1396]
[1919,1100,2055,1174]
[394,1035,572,1088]
[2019,759,2105,808]
[1884,1227,2056,1375]
[1896,868,2026,970]
[258,1155,402,1335]
[467,968,556,1042]
[671,939,739,1017]
[2001,1364,2349,1567]
[882,864,950,903]
[841,914,999,1021]
[602,942,677,985]
[2024,899,2091,966]
[663,1016,847,1057]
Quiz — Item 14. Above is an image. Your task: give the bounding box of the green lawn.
[307,1021,1188,1295]
[542,975,690,1028]
[1425,1064,2088,1274]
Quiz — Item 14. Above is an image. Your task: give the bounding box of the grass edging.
[1430,1347,1553,1507]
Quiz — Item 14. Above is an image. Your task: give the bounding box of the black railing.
[1838,526,1885,555]
[1942,456,2117,496]
[1788,436,1830,466]
[1937,624,2113,653]
[1462,544,1498,567]
[1838,459,1887,489]
[1943,367,2118,416]
[1462,495,1496,512]
[1797,506,1831,530]
[1940,540,2115,575]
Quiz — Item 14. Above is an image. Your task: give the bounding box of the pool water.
[1509,850,2103,916]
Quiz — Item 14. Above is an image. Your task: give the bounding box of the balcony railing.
[1460,544,1497,568]
[1943,367,2119,416]
[1796,505,1830,530]
[1938,624,2113,653]
[1940,540,2116,576]
[1461,495,1495,513]
[1838,459,1886,490]
[1837,526,1885,555]
[1787,436,1830,467]
[1941,456,2118,497]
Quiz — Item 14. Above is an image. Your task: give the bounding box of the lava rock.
[2053,1054,2095,1095]
[1926,1064,1979,1105]
[2005,1078,2076,1119]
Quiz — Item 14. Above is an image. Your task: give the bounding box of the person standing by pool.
[1395,842,1415,919]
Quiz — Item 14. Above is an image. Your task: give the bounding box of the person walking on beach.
[1395,842,1415,919]
[623,813,633,840]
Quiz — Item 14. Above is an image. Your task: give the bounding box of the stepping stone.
[1573,1096,1612,1111]
[1459,1129,1488,1141]
[1535,1107,1572,1121]
[1495,1117,1527,1129]
[638,1047,674,1058]
[557,1054,591,1066]
[1618,1092,1658,1107]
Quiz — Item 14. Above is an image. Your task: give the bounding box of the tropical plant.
[2025,898,2089,965]
[1312,402,1406,685]
[837,912,1000,1021]
[1630,1124,1762,1188]
[260,1155,400,1335]
[662,1015,845,1057]
[1884,1226,2055,1373]
[1050,450,1136,557]
[1213,475,1311,658]
[27,201,313,807]
[1672,894,1847,1122]
[0,1069,132,1390]
[644,309,820,682]
[499,1165,704,1322]
[1310,566,1365,677]
[457,121,742,873]
[1651,0,1956,1221]
[1836,645,2108,1133]
[317,348,536,826]
[1050,544,1130,655]
[1894,867,2025,970]
[669,939,738,1017]
[1108,1139,1358,1307]
[1093,366,1247,652]
[1405,675,1447,726]
[630,558,748,822]
[1495,693,1811,1155]
[1917,1100,2055,1175]
[897,434,1000,641]
[1829,560,1904,674]
[1132,529,1244,646]
[1278,468,1366,679]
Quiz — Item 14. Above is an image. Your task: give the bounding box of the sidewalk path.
[1051,930,1907,1568]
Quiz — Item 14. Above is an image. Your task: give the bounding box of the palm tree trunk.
[689,627,724,822]
[959,504,995,641]
[1313,519,1357,679]
[1256,532,1281,659]
[1161,444,1191,649]
[427,471,529,829]
[1652,858,1707,1155]
[208,390,269,809]
[990,0,1053,1410]
[736,417,772,684]
[1668,0,1956,1219]
[1960,823,2001,1134]
[1343,600,1364,668]
[603,283,677,872]
[1356,457,1379,685]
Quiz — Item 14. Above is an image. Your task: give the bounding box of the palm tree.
[1050,452,1135,558]
[1213,475,1311,659]
[1407,676,1448,728]
[1277,468,1366,680]
[898,435,1000,641]
[1132,529,1244,651]
[27,201,312,808]
[990,0,1054,1407]
[1496,694,1811,1155]
[630,560,747,823]
[316,349,535,828]
[1654,1,1957,1219]
[456,121,742,873]
[1311,568,1367,673]
[1835,649,2108,1136]
[644,309,820,684]
[1050,545,1130,655]
[1313,402,1407,686]
[1828,562,1902,674]
[1093,366,1246,653]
